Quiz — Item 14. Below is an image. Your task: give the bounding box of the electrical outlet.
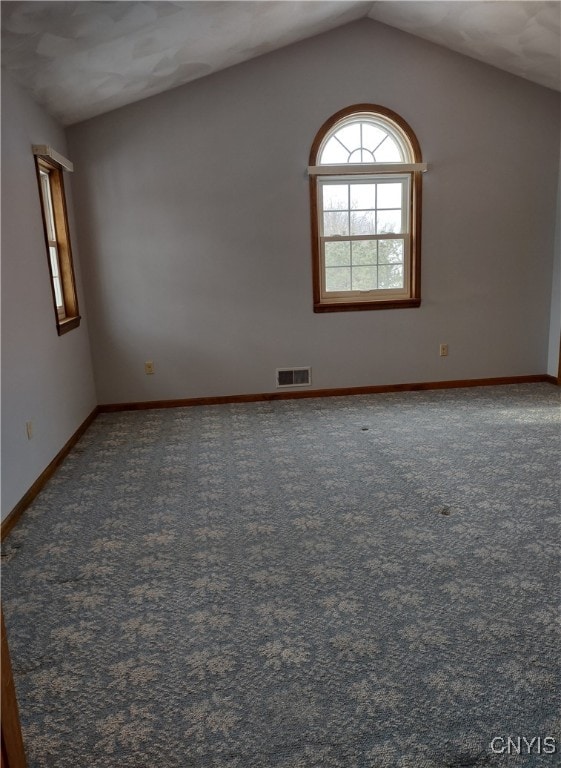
[144,361,155,375]
[439,343,449,357]
[26,420,33,440]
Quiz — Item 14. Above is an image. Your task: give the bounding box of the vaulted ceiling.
[2,1,560,126]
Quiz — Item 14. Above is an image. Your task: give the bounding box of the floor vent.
[276,367,311,388]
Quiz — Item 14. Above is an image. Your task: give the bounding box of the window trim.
[309,104,423,313]
[34,153,81,335]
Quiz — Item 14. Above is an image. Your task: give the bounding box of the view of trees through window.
[321,178,407,292]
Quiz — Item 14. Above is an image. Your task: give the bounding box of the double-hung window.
[34,146,80,335]
[309,105,425,312]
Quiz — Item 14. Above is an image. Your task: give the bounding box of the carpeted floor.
[2,383,560,767]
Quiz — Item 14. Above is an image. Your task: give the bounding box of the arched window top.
[319,115,409,164]
[311,104,422,167]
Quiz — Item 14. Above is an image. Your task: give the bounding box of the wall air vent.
[276,367,312,388]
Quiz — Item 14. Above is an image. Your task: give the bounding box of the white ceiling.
[1,1,560,126]
[368,1,561,92]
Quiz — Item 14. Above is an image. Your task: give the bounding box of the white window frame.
[318,174,411,303]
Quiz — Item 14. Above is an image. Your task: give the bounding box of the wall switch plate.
[144,361,155,375]
[26,420,33,439]
[439,344,449,357]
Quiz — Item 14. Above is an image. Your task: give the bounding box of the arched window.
[308,105,425,312]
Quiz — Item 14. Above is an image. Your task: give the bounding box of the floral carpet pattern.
[2,384,560,768]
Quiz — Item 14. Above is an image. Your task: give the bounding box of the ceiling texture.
[1,1,560,126]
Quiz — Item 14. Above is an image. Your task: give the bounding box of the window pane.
[350,211,376,236]
[323,185,348,210]
[378,240,404,264]
[378,264,404,289]
[352,266,377,291]
[40,171,56,242]
[362,123,388,154]
[352,241,377,266]
[350,184,375,210]
[377,209,402,234]
[320,137,349,164]
[323,211,349,236]
[373,136,403,162]
[333,123,360,153]
[325,241,351,267]
[377,183,403,209]
[52,275,64,308]
[49,246,60,277]
[325,267,351,292]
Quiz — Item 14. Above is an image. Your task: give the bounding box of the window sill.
[57,315,81,335]
[314,298,421,313]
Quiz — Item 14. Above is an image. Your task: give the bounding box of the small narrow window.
[34,149,80,334]
[308,105,425,312]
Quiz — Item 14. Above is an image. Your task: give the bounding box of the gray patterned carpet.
[2,384,560,768]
